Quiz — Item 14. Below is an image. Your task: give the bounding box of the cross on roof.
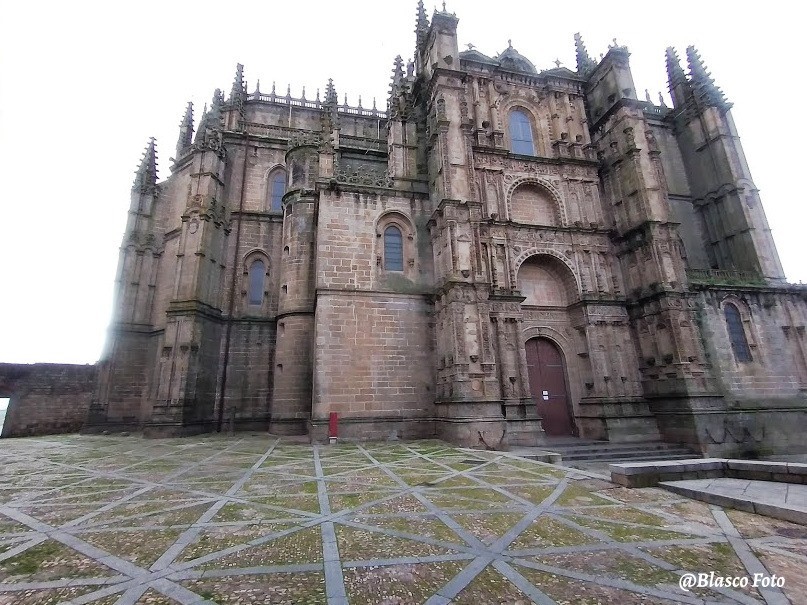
[554,58,562,68]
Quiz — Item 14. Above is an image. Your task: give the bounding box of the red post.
[328,411,338,440]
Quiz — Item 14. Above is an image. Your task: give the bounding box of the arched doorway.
[525,337,574,436]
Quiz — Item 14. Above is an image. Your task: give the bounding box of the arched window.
[509,110,534,155]
[268,170,286,213]
[384,226,404,271]
[248,260,265,305]
[724,303,752,362]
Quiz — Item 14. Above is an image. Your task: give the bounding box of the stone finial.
[658,92,667,107]
[133,138,158,191]
[229,63,245,102]
[574,32,597,75]
[210,88,224,127]
[665,47,687,88]
[176,102,194,156]
[416,0,429,33]
[391,55,405,88]
[324,78,338,106]
[645,89,652,103]
[254,79,261,94]
[686,45,730,109]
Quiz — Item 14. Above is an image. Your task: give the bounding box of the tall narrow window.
[269,170,286,213]
[248,260,265,305]
[509,110,534,155]
[384,226,404,271]
[725,303,752,362]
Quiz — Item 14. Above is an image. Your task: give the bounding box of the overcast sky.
[1,0,804,365]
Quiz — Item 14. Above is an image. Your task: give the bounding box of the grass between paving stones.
[555,481,614,506]
[358,514,461,544]
[178,524,290,562]
[344,560,466,604]
[508,516,598,550]
[183,571,327,604]
[80,529,182,566]
[661,500,722,529]
[452,565,532,604]
[201,526,323,569]
[568,514,695,542]
[534,550,680,588]
[514,566,678,605]
[17,504,101,526]
[451,512,525,545]
[726,508,807,540]
[360,494,429,515]
[241,494,321,514]
[581,505,667,527]
[0,585,101,605]
[328,491,391,511]
[0,540,115,582]
[505,485,555,504]
[643,542,763,600]
[335,524,458,561]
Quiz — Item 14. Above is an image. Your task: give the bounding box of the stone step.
[560,449,695,462]
[549,444,692,456]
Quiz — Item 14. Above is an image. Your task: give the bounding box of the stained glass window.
[384,226,404,271]
[269,170,285,212]
[248,260,265,305]
[509,110,534,155]
[724,303,752,362]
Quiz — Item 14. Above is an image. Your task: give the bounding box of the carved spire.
[324,78,338,106]
[229,63,245,102]
[574,33,597,75]
[665,46,691,108]
[176,102,193,156]
[390,55,405,93]
[254,79,261,95]
[322,77,339,134]
[194,89,224,143]
[415,0,429,46]
[686,46,730,110]
[133,138,158,191]
[665,47,687,89]
[388,55,413,120]
[209,88,224,127]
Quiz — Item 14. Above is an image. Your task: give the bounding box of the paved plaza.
[0,436,805,604]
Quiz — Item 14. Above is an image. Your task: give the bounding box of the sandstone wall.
[0,363,96,437]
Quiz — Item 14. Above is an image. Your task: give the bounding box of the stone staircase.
[513,438,700,468]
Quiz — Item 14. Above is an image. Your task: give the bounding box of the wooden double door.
[525,337,575,436]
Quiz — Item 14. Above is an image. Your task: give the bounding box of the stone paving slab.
[661,478,807,526]
[0,435,804,604]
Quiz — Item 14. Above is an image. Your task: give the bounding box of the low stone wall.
[610,458,807,488]
[0,363,97,437]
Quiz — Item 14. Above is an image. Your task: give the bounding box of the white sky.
[1,0,804,365]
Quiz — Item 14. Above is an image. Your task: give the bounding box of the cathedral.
[85,2,807,456]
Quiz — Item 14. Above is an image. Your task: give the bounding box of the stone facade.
[79,3,806,454]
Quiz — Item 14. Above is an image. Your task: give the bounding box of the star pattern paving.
[0,435,805,604]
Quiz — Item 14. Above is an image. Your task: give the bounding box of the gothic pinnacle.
[415,0,429,38]
[686,45,730,109]
[133,137,158,191]
[229,63,245,102]
[210,88,224,127]
[324,78,338,106]
[665,47,687,88]
[176,102,194,156]
[391,55,405,90]
[574,32,597,75]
